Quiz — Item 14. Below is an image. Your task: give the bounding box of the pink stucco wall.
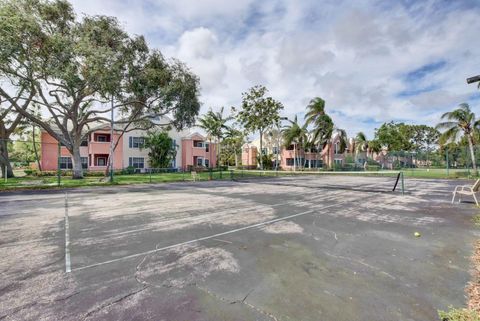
[87,131,123,170]
[242,146,257,167]
[40,130,123,171]
[181,134,217,168]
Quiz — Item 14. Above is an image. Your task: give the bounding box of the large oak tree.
[0,0,200,178]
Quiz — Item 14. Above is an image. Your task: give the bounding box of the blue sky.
[71,0,480,138]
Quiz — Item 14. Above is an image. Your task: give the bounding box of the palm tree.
[305,97,326,126]
[355,132,368,164]
[224,126,245,167]
[265,126,283,170]
[197,110,217,168]
[305,97,334,169]
[211,107,233,167]
[325,128,347,169]
[436,103,480,174]
[198,107,232,168]
[282,115,308,171]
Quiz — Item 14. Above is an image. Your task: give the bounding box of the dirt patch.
[136,244,239,288]
[467,240,480,311]
[262,221,304,234]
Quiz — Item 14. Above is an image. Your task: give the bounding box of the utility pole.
[109,95,114,182]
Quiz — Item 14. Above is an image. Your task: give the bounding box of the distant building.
[181,132,217,169]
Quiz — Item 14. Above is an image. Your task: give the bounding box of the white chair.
[452,179,480,206]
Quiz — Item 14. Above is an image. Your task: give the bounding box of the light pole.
[276,117,288,171]
[467,75,480,176]
[467,75,480,85]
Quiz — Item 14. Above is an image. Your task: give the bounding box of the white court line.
[71,203,339,272]
[65,192,71,273]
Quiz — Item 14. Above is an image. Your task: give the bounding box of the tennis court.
[0,174,477,320]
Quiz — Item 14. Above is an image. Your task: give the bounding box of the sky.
[70,0,480,138]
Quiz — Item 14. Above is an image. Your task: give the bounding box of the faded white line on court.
[65,191,71,273]
[71,203,339,272]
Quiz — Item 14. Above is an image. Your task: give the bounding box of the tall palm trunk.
[216,136,221,167]
[293,143,296,171]
[467,134,478,174]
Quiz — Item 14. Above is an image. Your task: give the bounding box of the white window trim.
[129,157,145,169]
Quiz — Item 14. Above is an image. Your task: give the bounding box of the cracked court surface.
[0,177,479,321]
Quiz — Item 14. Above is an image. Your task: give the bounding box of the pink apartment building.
[241,144,258,168]
[242,134,349,170]
[181,133,217,168]
[40,129,123,171]
[41,129,218,172]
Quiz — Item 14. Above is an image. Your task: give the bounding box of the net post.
[401,171,405,195]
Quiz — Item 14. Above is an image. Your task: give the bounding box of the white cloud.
[69,0,480,138]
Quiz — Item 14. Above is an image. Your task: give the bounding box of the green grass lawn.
[231,168,479,180]
[402,168,477,179]
[0,170,233,191]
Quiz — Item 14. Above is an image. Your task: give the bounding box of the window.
[204,159,209,168]
[80,139,88,147]
[334,159,342,165]
[196,157,203,166]
[194,141,204,148]
[262,148,267,155]
[96,157,107,166]
[286,158,294,166]
[334,142,340,154]
[309,160,320,168]
[97,135,108,142]
[129,157,145,169]
[129,137,145,148]
[81,157,88,169]
[59,157,73,169]
[205,143,209,152]
[272,146,279,154]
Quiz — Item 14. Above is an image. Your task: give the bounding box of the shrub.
[120,166,136,175]
[84,171,105,177]
[237,165,257,170]
[438,307,480,321]
[24,169,35,176]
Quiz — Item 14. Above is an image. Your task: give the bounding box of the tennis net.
[232,170,405,194]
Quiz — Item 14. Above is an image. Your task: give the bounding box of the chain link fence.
[0,139,232,190]
[2,138,480,190]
